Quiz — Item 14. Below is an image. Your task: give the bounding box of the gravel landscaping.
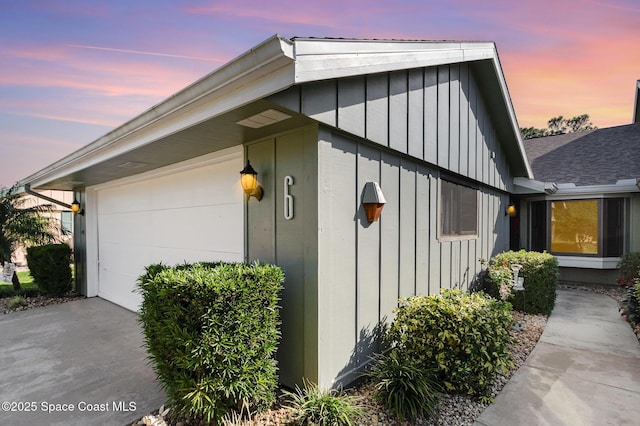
[0,292,85,314]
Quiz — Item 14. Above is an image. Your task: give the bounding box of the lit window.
[441,179,477,238]
[551,200,599,254]
[542,198,624,256]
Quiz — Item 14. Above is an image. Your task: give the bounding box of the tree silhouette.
[521,114,596,139]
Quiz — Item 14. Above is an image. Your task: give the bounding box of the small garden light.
[505,203,517,217]
[240,161,263,201]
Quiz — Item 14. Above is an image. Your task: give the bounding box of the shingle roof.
[523,123,640,186]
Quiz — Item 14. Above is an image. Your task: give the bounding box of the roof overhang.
[516,177,640,197]
[21,35,533,190]
[21,35,298,190]
[513,177,558,195]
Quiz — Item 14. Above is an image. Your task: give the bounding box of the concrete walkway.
[0,298,165,425]
[475,288,640,426]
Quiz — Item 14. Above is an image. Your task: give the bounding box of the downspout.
[24,183,73,209]
[24,183,83,215]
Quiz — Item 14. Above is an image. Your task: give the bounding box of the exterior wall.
[268,64,516,388]
[13,191,74,266]
[269,63,512,193]
[558,267,618,286]
[316,128,510,388]
[245,126,319,389]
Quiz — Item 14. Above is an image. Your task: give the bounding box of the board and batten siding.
[317,128,510,388]
[268,62,511,193]
[245,126,320,389]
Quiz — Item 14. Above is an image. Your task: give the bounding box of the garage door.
[94,148,244,311]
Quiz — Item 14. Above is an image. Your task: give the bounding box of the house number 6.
[284,176,294,220]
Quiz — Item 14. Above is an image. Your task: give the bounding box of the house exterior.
[19,35,533,388]
[517,123,640,285]
[12,190,74,266]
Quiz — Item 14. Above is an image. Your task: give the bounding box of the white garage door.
[94,148,244,311]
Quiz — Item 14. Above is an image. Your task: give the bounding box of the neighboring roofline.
[21,35,533,188]
[634,80,640,124]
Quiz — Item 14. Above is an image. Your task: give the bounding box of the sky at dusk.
[1,0,638,187]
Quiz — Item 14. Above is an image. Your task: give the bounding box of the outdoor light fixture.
[505,203,517,217]
[240,161,263,201]
[362,182,386,222]
[70,199,84,216]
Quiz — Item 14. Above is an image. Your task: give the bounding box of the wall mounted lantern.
[362,182,386,222]
[505,203,517,217]
[70,199,84,216]
[240,161,263,201]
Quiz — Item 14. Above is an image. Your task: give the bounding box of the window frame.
[438,177,479,241]
[61,211,74,236]
[530,197,626,258]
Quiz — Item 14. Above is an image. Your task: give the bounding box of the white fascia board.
[513,177,558,194]
[551,179,640,196]
[23,35,295,189]
[292,39,496,82]
[489,50,534,179]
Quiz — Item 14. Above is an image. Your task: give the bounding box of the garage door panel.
[152,205,242,253]
[95,149,243,312]
[99,212,155,245]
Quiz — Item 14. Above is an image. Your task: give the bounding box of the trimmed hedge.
[385,289,513,401]
[485,250,559,315]
[26,244,72,297]
[137,261,284,424]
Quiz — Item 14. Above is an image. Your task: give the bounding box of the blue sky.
[1,0,638,187]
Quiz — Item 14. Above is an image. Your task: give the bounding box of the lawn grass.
[0,270,37,298]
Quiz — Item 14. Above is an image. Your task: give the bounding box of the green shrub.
[26,244,72,297]
[137,261,284,424]
[386,289,513,401]
[622,281,640,325]
[485,250,558,315]
[366,351,440,421]
[283,380,366,425]
[7,295,27,309]
[617,253,640,287]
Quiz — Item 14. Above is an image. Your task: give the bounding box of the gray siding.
[317,128,510,387]
[268,63,511,193]
[246,126,319,389]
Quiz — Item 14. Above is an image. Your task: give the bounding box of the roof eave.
[21,34,296,189]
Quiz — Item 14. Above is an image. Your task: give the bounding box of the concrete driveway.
[0,298,165,426]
